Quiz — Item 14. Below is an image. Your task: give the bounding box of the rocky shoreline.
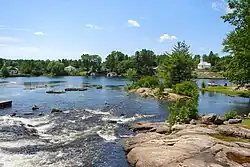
[128,87,190,101]
[123,115,250,167]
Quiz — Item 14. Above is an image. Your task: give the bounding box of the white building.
[198,59,211,70]
[64,65,76,72]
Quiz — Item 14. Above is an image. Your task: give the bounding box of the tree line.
[0,48,231,78]
[0,0,249,85]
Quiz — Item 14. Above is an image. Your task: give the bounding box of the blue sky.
[0,0,232,60]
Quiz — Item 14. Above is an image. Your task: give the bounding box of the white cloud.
[159,34,177,42]
[127,20,140,27]
[34,32,45,36]
[0,36,20,43]
[212,0,234,13]
[85,24,103,30]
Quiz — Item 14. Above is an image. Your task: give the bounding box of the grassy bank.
[201,86,250,98]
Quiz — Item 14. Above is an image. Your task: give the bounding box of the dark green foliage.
[168,81,199,126]
[221,0,250,84]
[105,51,128,73]
[224,110,238,121]
[203,51,220,67]
[125,76,160,90]
[173,81,199,98]
[0,58,3,69]
[81,54,102,72]
[47,61,67,76]
[1,65,9,77]
[124,68,137,81]
[201,81,206,88]
[193,54,200,67]
[134,49,157,76]
[168,99,198,126]
[134,76,159,88]
[159,41,194,86]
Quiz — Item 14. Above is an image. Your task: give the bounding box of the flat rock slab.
[124,125,250,167]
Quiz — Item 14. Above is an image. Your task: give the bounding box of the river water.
[0,76,249,167]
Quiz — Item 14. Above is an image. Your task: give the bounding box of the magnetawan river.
[0,76,249,167]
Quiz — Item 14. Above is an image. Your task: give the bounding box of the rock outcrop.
[129,87,190,101]
[124,124,250,167]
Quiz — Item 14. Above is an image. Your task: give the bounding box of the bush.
[173,81,198,98]
[224,110,237,120]
[201,81,206,88]
[168,99,198,127]
[135,76,159,88]
[124,84,138,91]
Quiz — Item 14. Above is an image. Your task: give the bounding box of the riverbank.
[195,71,224,79]
[201,86,250,98]
[123,116,250,167]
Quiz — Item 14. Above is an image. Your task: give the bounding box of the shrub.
[224,110,237,120]
[168,99,198,127]
[201,81,206,88]
[124,84,138,91]
[173,81,199,98]
[124,68,137,81]
[135,76,159,88]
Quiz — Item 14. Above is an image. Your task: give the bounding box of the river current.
[0,76,249,167]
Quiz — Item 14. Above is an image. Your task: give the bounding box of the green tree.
[124,68,137,81]
[1,65,9,77]
[221,0,250,84]
[203,51,220,67]
[160,41,194,86]
[0,58,3,69]
[47,61,66,76]
[193,54,201,68]
[134,49,156,76]
[81,54,102,72]
[105,51,127,73]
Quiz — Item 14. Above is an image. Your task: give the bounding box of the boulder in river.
[23,112,34,116]
[32,105,39,110]
[51,108,62,113]
[228,119,242,124]
[10,113,16,117]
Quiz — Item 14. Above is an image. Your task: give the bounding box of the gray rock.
[228,118,242,124]
[223,121,229,125]
[132,122,154,132]
[10,113,16,117]
[155,126,171,134]
[51,108,62,113]
[201,113,217,124]
[23,112,33,115]
[214,117,224,125]
[38,113,43,116]
[32,105,39,110]
[124,124,250,167]
[107,120,117,124]
[190,119,197,125]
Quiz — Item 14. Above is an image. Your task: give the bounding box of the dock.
[0,100,12,108]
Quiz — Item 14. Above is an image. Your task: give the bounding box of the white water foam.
[119,134,134,138]
[97,130,117,141]
[102,113,155,124]
[85,109,110,115]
